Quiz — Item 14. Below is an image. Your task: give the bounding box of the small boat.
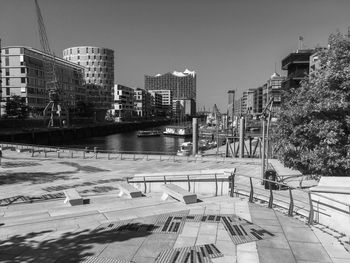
[137,130,162,137]
[177,142,193,156]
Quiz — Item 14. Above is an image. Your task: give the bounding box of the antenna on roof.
[298,36,304,52]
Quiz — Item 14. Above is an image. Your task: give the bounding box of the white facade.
[111,84,134,121]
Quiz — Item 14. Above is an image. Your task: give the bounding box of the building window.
[77,56,80,60]
[86,61,89,65]
[21,77,26,84]
[77,48,80,54]
[5,68,10,76]
[6,87,10,95]
[86,47,88,53]
[6,78,10,86]
[88,55,90,59]
[94,55,96,59]
[5,57,9,66]
[21,68,25,74]
[77,62,80,65]
[5,48,9,54]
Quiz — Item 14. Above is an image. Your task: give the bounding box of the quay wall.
[0,120,170,145]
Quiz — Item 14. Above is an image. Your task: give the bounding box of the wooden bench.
[310,186,350,195]
[63,188,83,206]
[116,182,142,198]
[161,184,197,204]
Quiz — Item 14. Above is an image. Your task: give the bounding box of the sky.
[1,0,350,111]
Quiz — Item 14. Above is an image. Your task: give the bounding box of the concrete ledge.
[116,181,142,198]
[161,183,197,204]
[63,188,83,206]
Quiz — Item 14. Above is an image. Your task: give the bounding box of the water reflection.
[63,129,190,154]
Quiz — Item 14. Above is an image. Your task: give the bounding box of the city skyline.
[1,0,350,111]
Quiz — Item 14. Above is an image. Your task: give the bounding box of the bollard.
[94,147,98,159]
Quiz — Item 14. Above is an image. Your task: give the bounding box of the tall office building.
[63,46,114,115]
[1,46,85,116]
[144,69,196,115]
[227,90,235,119]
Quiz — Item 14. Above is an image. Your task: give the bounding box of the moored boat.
[137,130,162,137]
[163,125,192,137]
[177,142,193,156]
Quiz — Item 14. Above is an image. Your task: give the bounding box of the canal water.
[63,128,191,154]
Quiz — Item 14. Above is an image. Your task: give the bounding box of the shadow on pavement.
[58,162,110,173]
[0,171,74,185]
[0,223,159,263]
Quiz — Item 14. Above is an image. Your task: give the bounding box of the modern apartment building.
[148,89,173,117]
[63,46,114,113]
[134,88,152,118]
[254,86,263,114]
[144,69,196,115]
[111,84,135,121]
[148,91,163,117]
[246,89,255,114]
[1,46,85,116]
[281,49,314,90]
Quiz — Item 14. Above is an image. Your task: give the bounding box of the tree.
[273,32,350,176]
[3,95,30,119]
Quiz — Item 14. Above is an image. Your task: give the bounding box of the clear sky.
[1,0,349,111]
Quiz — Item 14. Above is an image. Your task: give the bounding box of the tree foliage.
[273,32,350,176]
[3,95,30,119]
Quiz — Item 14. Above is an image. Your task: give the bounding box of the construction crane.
[34,0,68,128]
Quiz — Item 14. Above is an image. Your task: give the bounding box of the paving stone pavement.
[0,149,349,262]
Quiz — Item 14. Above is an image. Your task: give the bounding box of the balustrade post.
[215,173,218,196]
[187,175,191,192]
[268,181,273,208]
[249,177,254,203]
[143,176,147,194]
[164,176,167,184]
[308,191,314,225]
[288,188,294,217]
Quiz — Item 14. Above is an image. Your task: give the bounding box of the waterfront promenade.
[0,148,349,262]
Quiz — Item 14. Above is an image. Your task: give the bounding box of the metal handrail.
[127,170,350,228]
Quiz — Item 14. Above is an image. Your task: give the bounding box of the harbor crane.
[34,0,68,128]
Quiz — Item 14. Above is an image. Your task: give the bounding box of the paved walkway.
[0,149,349,262]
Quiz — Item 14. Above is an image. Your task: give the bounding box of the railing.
[128,171,350,235]
[0,142,234,163]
